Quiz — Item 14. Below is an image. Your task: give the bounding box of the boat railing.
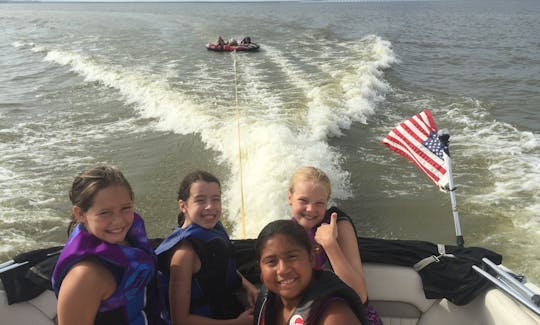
[473,258,540,316]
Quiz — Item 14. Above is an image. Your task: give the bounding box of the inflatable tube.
[206,43,260,52]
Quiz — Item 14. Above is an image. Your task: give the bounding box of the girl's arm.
[314,213,368,302]
[169,241,253,325]
[57,258,116,325]
[238,272,259,308]
[168,240,199,325]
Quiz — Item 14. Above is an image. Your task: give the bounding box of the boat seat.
[2,262,539,325]
[482,286,540,325]
[365,263,434,324]
[0,283,56,324]
[364,262,483,325]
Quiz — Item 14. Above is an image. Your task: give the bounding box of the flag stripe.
[390,127,444,183]
[382,109,449,189]
[409,114,431,137]
[398,122,446,172]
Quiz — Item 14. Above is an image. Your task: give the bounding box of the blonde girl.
[288,166,382,324]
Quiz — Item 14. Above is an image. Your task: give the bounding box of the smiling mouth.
[107,227,125,234]
[278,278,297,287]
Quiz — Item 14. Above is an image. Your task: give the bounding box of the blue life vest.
[52,213,156,325]
[155,222,243,322]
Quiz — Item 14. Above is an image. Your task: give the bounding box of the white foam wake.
[35,37,396,237]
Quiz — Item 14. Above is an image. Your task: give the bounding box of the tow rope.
[232,50,246,239]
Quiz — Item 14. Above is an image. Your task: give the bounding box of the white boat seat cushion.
[0,286,56,324]
[365,263,435,312]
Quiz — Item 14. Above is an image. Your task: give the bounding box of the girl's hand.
[236,307,253,325]
[314,212,339,249]
[241,274,260,307]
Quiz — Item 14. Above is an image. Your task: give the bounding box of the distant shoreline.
[1,0,320,2]
[1,0,383,3]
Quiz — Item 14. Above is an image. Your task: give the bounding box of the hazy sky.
[6,0,418,2]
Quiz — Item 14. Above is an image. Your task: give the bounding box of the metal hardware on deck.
[438,131,464,248]
[0,260,15,271]
[473,259,540,316]
[482,258,540,306]
[0,261,28,274]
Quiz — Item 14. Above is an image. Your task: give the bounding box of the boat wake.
[21,36,396,237]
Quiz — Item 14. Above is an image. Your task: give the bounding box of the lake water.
[1,0,539,283]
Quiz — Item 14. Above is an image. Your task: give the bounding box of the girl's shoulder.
[169,240,201,273]
[72,256,115,276]
[64,257,116,295]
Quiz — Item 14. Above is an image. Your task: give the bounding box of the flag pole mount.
[382,109,465,248]
[437,129,465,248]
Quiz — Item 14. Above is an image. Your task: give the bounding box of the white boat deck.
[364,263,540,325]
[2,262,539,325]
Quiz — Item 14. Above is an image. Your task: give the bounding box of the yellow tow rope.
[232,50,246,239]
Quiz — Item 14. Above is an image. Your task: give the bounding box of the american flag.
[382,109,450,189]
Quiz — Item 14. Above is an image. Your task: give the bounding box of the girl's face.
[73,185,134,245]
[288,180,329,230]
[179,181,221,229]
[259,234,313,306]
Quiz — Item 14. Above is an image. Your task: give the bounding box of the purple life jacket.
[52,213,156,325]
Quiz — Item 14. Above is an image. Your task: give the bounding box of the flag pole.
[438,129,465,248]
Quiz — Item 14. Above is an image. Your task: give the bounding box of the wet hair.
[176,170,221,226]
[288,166,331,199]
[68,165,133,235]
[255,219,312,261]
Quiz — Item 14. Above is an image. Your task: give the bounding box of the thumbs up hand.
[314,212,338,249]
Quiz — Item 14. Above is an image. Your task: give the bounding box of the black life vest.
[155,222,243,321]
[254,270,367,325]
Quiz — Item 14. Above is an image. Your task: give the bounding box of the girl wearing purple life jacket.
[52,165,160,325]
